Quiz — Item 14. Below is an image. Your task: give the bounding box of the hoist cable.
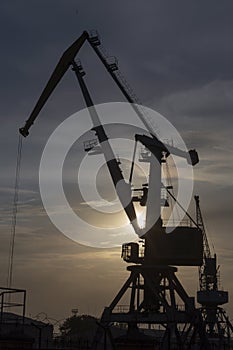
[129,140,138,184]
[7,134,23,288]
[164,186,198,228]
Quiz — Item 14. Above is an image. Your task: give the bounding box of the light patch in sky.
[39,102,195,246]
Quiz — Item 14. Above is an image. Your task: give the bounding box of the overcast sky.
[1,1,233,323]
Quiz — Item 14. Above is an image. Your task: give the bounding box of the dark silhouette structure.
[19,30,233,349]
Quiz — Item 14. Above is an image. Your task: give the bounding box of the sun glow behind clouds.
[136,209,146,229]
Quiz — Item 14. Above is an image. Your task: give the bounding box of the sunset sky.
[1,1,233,324]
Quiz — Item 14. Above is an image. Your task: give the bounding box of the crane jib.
[19,31,89,137]
[19,30,198,236]
[72,60,140,234]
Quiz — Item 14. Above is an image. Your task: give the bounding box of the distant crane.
[20,30,230,349]
[195,195,233,348]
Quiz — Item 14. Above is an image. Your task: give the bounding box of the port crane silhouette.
[20,31,218,349]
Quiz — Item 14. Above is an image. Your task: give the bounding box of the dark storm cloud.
[2,1,233,114]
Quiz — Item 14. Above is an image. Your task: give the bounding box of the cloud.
[158,80,233,121]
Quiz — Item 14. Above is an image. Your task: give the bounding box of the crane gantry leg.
[91,264,210,350]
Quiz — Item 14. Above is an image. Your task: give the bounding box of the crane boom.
[19,30,198,166]
[87,33,199,166]
[19,31,88,137]
[72,61,139,234]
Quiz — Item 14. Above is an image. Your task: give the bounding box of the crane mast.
[195,195,216,291]
[195,195,222,293]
